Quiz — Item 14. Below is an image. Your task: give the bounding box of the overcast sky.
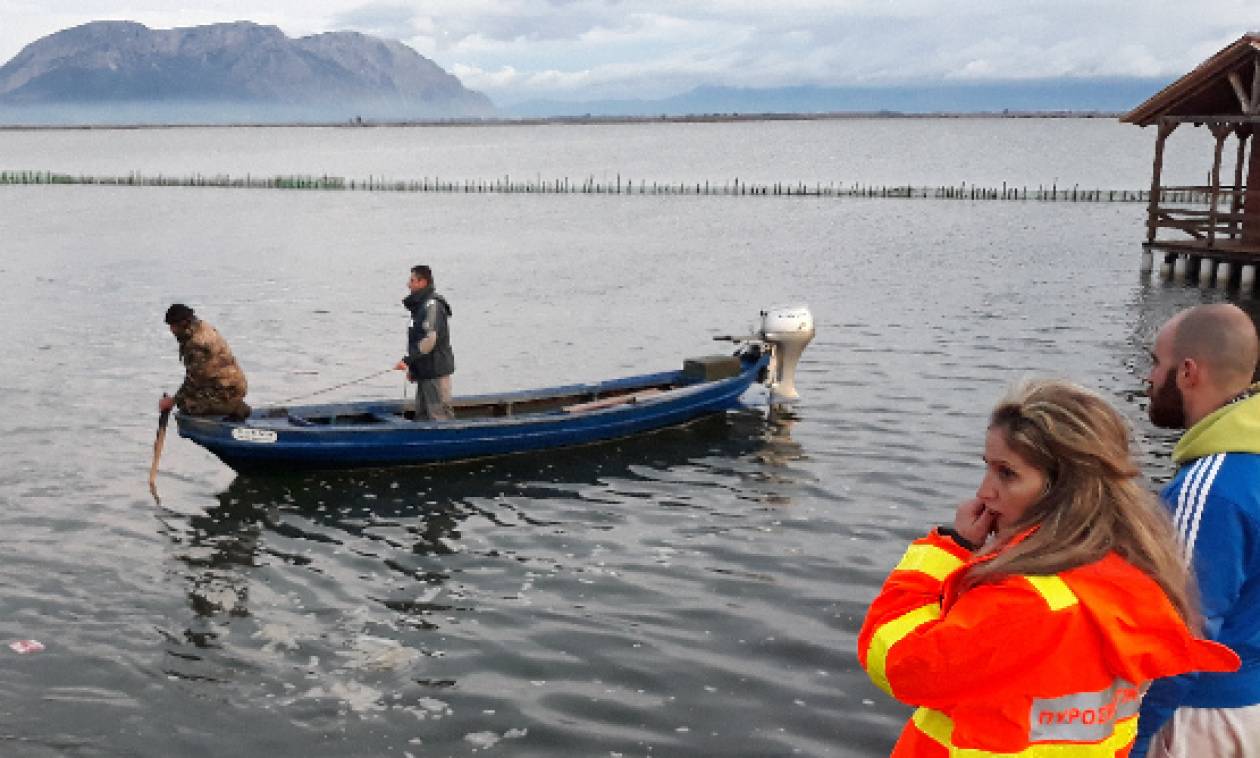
[2,1,1256,104]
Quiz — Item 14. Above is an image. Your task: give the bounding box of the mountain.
[505,79,1174,118]
[0,20,495,124]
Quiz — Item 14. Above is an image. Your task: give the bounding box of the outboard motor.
[759,305,814,403]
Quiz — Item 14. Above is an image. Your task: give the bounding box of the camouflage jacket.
[173,319,248,406]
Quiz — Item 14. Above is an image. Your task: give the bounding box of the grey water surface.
[0,118,1244,757]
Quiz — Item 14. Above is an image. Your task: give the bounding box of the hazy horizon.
[0,5,1251,109]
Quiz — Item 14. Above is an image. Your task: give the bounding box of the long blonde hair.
[962,379,1198,625]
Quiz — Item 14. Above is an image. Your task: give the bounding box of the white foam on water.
[344,635,420,671]
[253,623,301,652]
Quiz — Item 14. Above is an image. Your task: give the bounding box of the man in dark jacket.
[393,265,455,420]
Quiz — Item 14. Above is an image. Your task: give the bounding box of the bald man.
[1135,303,1260,758]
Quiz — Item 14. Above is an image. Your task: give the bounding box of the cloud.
[330,3,425,41]
[1,0,1257,104]
[450,63,522,90]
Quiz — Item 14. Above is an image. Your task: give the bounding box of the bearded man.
[1135,303,1260,757]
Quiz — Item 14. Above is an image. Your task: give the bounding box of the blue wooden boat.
[176,307,814,474]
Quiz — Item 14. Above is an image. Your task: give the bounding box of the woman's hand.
[953,497,996,549]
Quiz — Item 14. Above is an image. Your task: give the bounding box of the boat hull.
[175,353,769,474]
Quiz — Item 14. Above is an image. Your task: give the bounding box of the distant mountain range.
[0,20,1174,125]
[0,20,494,124]
[505,80,1172,119]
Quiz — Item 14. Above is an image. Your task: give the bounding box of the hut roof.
[1122,33,1260,126]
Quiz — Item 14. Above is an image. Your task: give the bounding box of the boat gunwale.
[177,356,761,436]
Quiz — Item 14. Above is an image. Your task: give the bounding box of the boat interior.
[261,381,676,427]
[254,354,745,427]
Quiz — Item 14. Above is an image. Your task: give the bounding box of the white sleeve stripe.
[1182,454,1219,533]
[1183,453,1224,562]
[1173,457,1210,536]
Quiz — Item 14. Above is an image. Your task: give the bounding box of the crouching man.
[158,303,250,420]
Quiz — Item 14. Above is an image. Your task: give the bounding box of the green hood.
[1172,383,1260,463]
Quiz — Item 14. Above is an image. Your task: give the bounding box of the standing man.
[1137,303,1260,757]
[394,265,455,420]
[159,303,250,419]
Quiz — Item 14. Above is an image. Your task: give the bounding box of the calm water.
[0,119,1247,757]
[0,116,1223,189]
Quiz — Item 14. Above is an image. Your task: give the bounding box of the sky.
[1,1,1257,106]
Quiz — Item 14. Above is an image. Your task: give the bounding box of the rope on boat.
[275,368,397,405]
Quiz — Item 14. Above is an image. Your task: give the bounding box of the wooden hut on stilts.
[1123,33,1260,291]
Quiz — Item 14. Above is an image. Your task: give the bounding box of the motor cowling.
[759,305,814,402]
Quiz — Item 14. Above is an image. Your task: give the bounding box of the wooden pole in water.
[148,396,172,499]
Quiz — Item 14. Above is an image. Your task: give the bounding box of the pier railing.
[1150,184,1250,247]
[0,169,1218,204]
[1151,208,1246,242]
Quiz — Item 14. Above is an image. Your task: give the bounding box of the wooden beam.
[1160,115,1260,125]
[1209,125,1231,247]
[1156,213,1208,240]
[1246,124,1260,244]
[1253,58,1260,115]
[1160,220,1203,236]
[1230,71,1252,113]
[1160,209,1250,220]
[1145,238,1260,262]
[1148,121,1178,242]
[562,388,663,413]
[1233,132,1249,238]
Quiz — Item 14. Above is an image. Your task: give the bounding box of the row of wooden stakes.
[0,169,1215,204]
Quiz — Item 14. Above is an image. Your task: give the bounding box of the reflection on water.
[147,411,860,756]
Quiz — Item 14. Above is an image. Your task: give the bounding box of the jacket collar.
[402,286,434,311]
[1173,382,1260,463]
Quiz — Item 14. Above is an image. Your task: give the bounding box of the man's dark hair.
[164,303,196,325]
[411,265,434,286]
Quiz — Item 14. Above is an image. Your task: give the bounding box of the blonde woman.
[858,380,1237,756]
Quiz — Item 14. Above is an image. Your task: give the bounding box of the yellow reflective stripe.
[866,603,940,697]
[911,708,1137,756]
[913,707,954,746]
[1023,575,1078,611]
[894,544,965,581]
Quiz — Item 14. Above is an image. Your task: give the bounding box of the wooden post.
[1242,56,1260,245]
[1242,264,1257,294]
[1217,260,1234,289]
[1147,120,1178,243]
[1246,125,1260,245]
[1232,128,1249,240]
[1209,125,1230,248]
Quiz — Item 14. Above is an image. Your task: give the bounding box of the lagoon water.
[0,117,1247,757]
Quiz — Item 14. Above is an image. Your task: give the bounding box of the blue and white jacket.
[1133,387,1260,756]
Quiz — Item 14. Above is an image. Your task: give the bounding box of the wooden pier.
[1124,34,1260,292]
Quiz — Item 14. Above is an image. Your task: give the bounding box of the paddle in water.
[149,393,172,501]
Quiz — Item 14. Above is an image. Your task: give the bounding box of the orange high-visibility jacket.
[857,529,1238,757]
